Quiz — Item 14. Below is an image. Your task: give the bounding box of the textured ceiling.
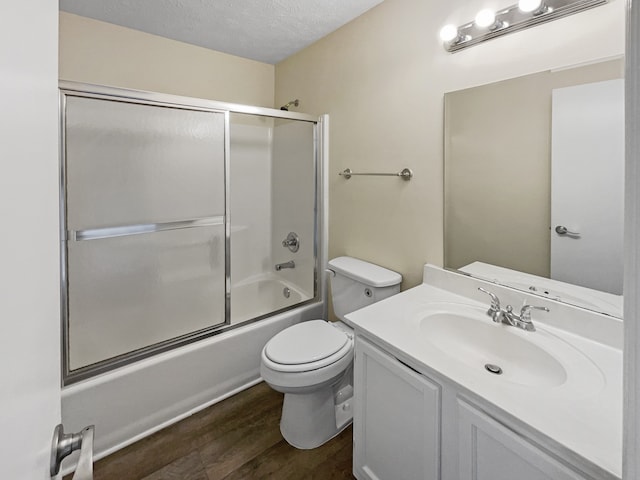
[59,0,384,64]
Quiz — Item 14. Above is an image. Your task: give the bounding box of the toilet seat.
[263,320,353,373]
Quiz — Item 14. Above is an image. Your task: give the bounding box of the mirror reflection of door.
[550,79,624,295]
[443,58,625,314]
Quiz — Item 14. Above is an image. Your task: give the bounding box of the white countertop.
[346,265,622,479]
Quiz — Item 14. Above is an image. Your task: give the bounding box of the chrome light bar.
[441,0,608,53]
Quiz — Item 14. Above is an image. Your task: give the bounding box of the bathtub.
[60,280,323,473]
[231,275,311,324]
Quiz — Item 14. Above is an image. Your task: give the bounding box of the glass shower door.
[63,95,228,375]
[229,113,317,323]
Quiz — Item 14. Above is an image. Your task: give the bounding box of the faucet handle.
[478,287,504,323]
[478,287,501,309]
[519,304,549,321]
[282,232,300,252]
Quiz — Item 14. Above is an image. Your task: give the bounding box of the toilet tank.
[328,256,402,321]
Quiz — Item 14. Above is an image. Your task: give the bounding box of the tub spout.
[275,260,295,271]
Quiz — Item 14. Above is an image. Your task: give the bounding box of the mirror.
[444,58,624,318]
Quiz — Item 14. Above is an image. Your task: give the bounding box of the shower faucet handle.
[282,232,300,252]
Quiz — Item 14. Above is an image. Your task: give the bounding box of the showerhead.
[280,99,299,111]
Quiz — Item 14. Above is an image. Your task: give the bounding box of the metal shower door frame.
[59,81,323,384]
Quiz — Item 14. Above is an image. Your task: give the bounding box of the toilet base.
[279,385,353,449]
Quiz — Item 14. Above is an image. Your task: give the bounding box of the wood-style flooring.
[65,382,354,480]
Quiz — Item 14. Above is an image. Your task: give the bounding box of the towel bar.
[338,168,413,180]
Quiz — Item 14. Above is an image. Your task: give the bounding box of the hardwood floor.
[65,382,354,480]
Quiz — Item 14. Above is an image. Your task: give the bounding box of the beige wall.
[445,59,624,278]
[275,0,626,288]
[60,12,274,107]
[59,2,627,289]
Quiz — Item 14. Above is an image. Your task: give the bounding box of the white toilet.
[260,256,402,449]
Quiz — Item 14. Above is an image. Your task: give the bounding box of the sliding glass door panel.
[67,225,226,370]
[271,118,316,300]
[229,113,316,324]
[65,96,225,230]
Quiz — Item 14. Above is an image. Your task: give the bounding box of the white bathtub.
[60,288,323,473]
[231,276,311,324]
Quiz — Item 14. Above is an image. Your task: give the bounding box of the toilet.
[260,256,402,449]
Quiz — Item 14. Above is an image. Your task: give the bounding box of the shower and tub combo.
[58,81,328,466]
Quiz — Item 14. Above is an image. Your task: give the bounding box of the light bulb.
[439,24,459,42]
[518,0,543,12]
[475,9,497,28]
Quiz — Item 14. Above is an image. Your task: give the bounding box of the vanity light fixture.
[475,9,506,30]
[440,0,607,52]
[439,24,471,46]
[518,0,550,14]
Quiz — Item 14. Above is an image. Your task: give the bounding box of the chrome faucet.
[503,304,549,332]
[478,287,549,332]
[275,260,295,271]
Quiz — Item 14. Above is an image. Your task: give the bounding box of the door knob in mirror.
[555,225,580,236]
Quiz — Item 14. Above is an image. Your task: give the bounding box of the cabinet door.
[457,399,586,480]
[354,336,441,480]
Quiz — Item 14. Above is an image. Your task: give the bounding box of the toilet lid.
[265,320,349,365]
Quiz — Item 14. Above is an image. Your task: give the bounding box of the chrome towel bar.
[339,168,413,181]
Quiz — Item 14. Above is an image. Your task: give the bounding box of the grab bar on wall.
[338,168,413,181]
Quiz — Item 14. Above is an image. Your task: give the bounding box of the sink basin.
[417,303,605,392]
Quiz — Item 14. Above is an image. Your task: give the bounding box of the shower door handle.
[50,424,95,479]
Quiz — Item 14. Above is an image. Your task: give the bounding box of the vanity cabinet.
[457,399,586,480]
[353,336,441,480]
[354,336,600,480]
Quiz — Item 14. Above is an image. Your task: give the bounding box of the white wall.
[1,1,61,478]
[275,0,626,288]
